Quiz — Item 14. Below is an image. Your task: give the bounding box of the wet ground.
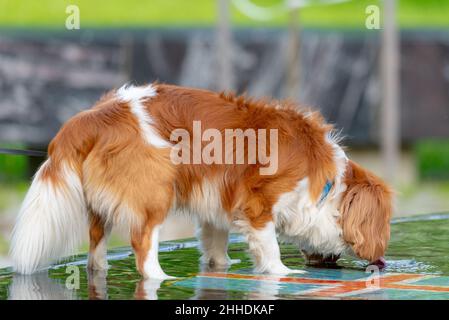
[1,213,449,300]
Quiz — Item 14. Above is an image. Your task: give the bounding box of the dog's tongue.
[369,257,387,270]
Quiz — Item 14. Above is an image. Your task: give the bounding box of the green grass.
[415,140,449,180]
[0,144,29,214]
[0,0,449,28]
[0,153,28,184]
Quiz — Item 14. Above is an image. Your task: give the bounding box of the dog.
[10,83,393,278]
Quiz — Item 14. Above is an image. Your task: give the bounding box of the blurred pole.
[381,0,401,184]
[285,3,300,100]
[216,0,234,91]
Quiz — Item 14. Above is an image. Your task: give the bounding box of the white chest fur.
[273,178,349,257]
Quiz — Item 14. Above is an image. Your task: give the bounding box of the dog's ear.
[340,161,393,262]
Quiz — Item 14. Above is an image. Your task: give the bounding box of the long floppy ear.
[340,161,393,262]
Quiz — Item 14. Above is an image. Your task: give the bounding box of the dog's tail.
[9,112,97,274]
[9,158,87,274]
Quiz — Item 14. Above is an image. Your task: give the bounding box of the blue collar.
[318,180,333,207]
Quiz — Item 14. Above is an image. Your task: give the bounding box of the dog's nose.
[369,257,387,270]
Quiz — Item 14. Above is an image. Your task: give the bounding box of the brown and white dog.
[10,83,393,278]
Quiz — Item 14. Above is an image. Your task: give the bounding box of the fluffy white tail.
[9,159,87,274]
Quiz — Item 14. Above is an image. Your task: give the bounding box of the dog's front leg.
[240,220,306,275]
[198,221,240,267]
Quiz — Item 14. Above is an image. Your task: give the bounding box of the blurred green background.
[0,0,449,28]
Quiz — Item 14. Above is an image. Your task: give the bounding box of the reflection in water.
[87,268,166,300]
[193,262,281,300]
[135,278,165,300]
[247,276,282,300]
[193,263,233,300]
[8,273,78,300]
[88,269,108,300]
[8,267,170,300]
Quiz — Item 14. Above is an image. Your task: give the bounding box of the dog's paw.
[87,258,110,271]
[201,255,241,266]
[143,272,176,280]
[263,263,306,275]
[287,269,307,274]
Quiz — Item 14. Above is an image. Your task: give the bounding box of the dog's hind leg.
[87,212,112,271]
[131,219,173,280]
[129,170,175,279]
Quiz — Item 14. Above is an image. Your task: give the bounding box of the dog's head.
[339,160,393,263]
[301,160,393,267]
